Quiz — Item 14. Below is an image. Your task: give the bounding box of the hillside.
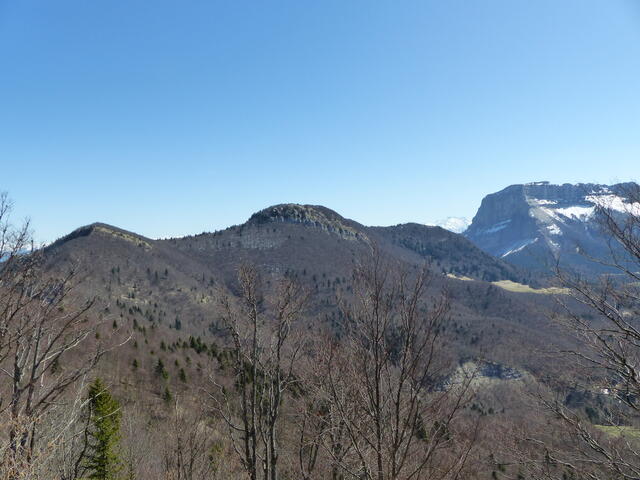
[7,201,598,480]
[165,204,529,284]
[369,222,529,283]
[42,205,569,378]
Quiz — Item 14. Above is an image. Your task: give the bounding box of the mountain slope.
[43,205,559,368]
[164,204,527,284]
[465,182,640,275]
[28,201,593,451]
[368,222,528,283]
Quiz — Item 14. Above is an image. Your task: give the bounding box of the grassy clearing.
[446,275,569,294]
[491,280,569,295]
[446,274,474,281]
[595,425,640,438]
[96,225,152,249]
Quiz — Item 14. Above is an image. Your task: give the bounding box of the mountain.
[431,217,471,233]
[368,222,526,283]
[31,202,582,480]
[42,204,554,373]
[465,181,640,275]
[20,200,632,480]
[165,204,527,284]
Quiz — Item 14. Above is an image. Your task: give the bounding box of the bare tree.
[211,265,308,480]
[161,397,223,480]
[0,193,121,478]
[0,191,35,371]
[304,253,477,480]
[296,334,358,480]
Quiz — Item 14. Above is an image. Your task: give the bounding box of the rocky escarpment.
[248,204,366,241]
[465,181,640,275]
[161,202,526,284]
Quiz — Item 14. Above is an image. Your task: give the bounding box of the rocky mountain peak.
[247,204,364,240]
[465,182,639,274]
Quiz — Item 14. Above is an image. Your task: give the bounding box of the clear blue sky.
[1,1,639,242]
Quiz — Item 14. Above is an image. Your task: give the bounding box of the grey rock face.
[248,204,366,241]
[465,182,639,275]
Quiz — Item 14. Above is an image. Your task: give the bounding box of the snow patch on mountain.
[546,224,562,235]
[585,194,640,216]
[525,189,640,227]
[553,205,595,221]
[482,219,511,235]
[531,199,557,206]
[501,238,538,258]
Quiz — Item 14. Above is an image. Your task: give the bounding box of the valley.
[2,182,639,479]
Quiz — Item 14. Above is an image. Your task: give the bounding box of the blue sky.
[1,1,639,242]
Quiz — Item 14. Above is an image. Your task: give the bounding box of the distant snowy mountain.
[464,181,640,275]
[430,217,470,234]
[0,247,35,262]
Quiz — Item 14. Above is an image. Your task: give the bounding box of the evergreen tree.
[162,386,172,403]
[84,378,123,480]
[155,359,168,379]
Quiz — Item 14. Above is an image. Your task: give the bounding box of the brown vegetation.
[3,193,640,479]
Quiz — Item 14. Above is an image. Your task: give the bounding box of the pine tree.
[84,378,123,480]
[155,359,168,379]
[162,386,172,403]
